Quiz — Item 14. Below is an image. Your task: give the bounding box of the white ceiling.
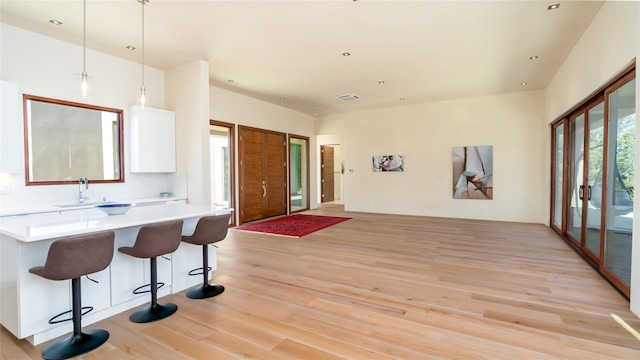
[1,0,605,116]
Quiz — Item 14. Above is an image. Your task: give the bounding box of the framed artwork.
[372,155,404,172]
[452,146,493,199]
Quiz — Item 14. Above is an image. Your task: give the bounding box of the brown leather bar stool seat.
[29,231,115,360]
[181,213,230,299]
[118,220,183,323]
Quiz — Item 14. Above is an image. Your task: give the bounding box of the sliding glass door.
[602,75,636,289]
[584,99,605,261]
[550,122,565,233]
[551,66,635,297]
[566,113,585,247]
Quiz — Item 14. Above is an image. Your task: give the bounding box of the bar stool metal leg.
[186,245,224,299]
[42,278,109,360]
[128,257,177,323]
[181,214,230,300]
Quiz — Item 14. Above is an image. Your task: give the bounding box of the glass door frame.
[210,120,236,226]
[564,94,607,265]
[550,120,568,235]
[582,95,607,265]
[287,134,310,214]
[566,109,586,250]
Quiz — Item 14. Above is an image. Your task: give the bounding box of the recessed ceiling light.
[227,79,234,83]
[521,82,528,86]
[342,52,351,57]
[378,81,385,84]
[529,55,539,60]
[126,46,136,50]
[280,97,286,100]
[49,19,63,25]
[548,4,560,10]
[400,98,406,101]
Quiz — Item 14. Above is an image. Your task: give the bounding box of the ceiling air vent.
[334,93,360,101]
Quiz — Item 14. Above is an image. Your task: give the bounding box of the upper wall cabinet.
[1,81,22,174]
[129,106,176,173]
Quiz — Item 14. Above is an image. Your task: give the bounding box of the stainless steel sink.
[55,201,113,208]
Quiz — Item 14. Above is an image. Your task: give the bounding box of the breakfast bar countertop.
[0,196,187,217]
[0,203,232,243]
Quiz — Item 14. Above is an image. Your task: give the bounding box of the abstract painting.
[372,155,404,172]
[452,146,493,199]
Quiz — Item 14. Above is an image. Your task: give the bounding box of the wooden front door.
[239,126,287,223]
[321,145,334,203]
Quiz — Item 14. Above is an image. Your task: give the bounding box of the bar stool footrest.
[188,266,212,276]
[48,306,94,325]
[132,282,165,295]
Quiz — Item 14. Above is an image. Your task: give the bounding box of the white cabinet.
[1,81,23,173]
[129,106,176,173]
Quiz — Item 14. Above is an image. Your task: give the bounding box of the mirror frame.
[23,94,125,186]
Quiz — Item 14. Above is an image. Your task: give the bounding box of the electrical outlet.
[0,185,11,194]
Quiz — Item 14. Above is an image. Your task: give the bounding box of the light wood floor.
[3,204,640,359]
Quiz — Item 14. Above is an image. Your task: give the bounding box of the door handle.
[579,185,584,200]
[262,184,266,197]
[587,185,592,201]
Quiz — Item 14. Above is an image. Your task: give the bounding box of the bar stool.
[118,220,183,323]
[29,231,115,360]
[181,213,230,299]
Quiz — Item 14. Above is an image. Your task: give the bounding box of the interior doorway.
[209,120,235,226]
[317,134,343,205]
[321,145,334,203]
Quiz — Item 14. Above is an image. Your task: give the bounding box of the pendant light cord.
[141,0,145,87]
[82,0,87,74]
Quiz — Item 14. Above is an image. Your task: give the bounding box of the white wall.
[544,1,639,315]
[546,1,638,122]
[0,24,183,210]
[209,86,318,223]
[165,60,211,205]
[316,90,546,224]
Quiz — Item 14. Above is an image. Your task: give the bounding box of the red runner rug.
[233,214,351,238]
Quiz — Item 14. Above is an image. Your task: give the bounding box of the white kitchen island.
[0,203,232,345]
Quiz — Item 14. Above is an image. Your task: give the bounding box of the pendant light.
[75,0,91,98]
[137,0,148,108]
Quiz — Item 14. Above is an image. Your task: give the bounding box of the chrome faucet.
[79,177,89,204]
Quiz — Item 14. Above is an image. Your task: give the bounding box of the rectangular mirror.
[24,94,124,185]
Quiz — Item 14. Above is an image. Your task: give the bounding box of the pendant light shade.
[76,0,91,98]
[137,0,148,108]
[76,70,91,99]
[137,85,147,108]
